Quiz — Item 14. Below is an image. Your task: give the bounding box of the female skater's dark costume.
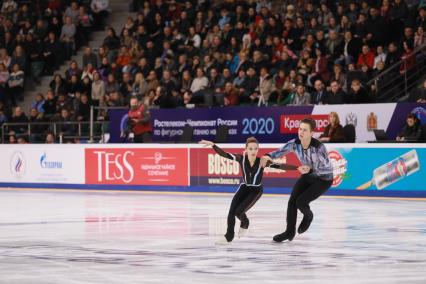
[212,145,297,242]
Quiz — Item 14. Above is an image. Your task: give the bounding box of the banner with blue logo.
[108,103,426,143]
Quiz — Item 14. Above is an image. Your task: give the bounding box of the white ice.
[0,189,425,284]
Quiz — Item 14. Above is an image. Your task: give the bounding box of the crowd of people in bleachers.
[1,0,426,143]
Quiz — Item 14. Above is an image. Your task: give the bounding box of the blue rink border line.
[0,183,426,198]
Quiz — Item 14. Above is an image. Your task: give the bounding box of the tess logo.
[93,150,135,183]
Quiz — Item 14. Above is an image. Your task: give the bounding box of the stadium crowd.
[0,0,426,143]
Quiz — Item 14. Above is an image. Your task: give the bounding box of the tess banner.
[85,148,189,186]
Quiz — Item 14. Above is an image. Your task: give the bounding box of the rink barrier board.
[1,143,426,197]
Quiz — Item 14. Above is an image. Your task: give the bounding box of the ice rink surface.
[0,188,425,284]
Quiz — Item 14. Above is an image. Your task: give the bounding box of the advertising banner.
[0,145,84,184]
[150,106,313,143]
[0,144,424,197]
[140,103,426,143]
[312,103,397,142]
[190,147,301,188]
[190,145,426,192]
[85,148,189,186]
[327,147,425,191]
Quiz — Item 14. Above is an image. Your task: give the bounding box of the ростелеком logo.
[10,151,25,178]
[40,152,63,169]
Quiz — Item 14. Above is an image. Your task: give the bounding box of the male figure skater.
[261,118,333,242]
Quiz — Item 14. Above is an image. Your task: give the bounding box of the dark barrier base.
[0,183,425,198]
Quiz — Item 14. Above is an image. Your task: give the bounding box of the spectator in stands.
[106,91,125,107]
[49,74,67,96]
[414,26,426,49]
[11,45,27,75]
[90,0,110,31]
[357,45,375,70]
[42,90,57,120]
[409,78,426,102]
[320,112,346,143]
[60,16,76,60]
[119,72,133,99]
[131,72,148,99]
[0,63,9,104]
[43,32,61,75]
[310,79,326,105]
[257,67,274,106]
[373,46,387,69]
[396,113,422,141]
[77,6,92,45]
[8,106,28,137]
[65,61,81,81]
[81,63,96,81]
[28,108,47,143]
[308,47,329,86]
[1,0,17,14]
[83,47,98,69]
[3,0,425,144]
[91,71,105,106]
[32,93,45,113]
[26,33,44,84]
[103,27,120,51]
[64,1,80,25]
[17,137,28,144]
[45,132,56,143]
[8,63,24,104]
[55,108,75,138]
[337,31,361,66]
[287,84,311,105]
[76,93,91,121]
[8,134,17,144]
[105,73,119,95]
[126,96,152,142]
[223,82,239,106]
[323,81,346,105]
[190,67,208,94]
[385,42,401,69]
[400,41,416,74]
[347,79,370,103]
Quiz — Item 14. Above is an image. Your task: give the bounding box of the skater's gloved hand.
[297,165,311,174]
[199,140,214,147]
[260,156,272,167]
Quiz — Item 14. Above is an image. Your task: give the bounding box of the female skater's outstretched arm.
[200,140,298,171]
[199,140,243,162]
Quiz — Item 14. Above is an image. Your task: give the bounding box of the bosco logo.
[328,150,347,187]
[208,153,240,175]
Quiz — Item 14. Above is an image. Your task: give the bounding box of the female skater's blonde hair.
[245,137,259,147]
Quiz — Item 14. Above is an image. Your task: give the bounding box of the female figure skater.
[261,118,333,242]
[200,137,298,243]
